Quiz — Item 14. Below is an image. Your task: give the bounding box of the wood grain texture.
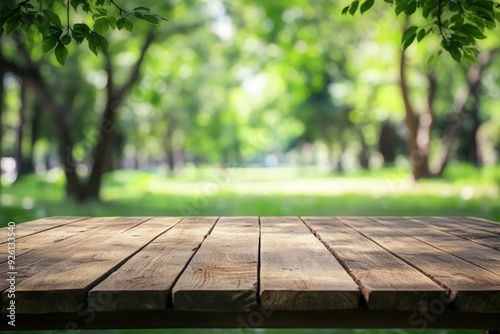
[0,217,180,313]
[302,217,444,311]
[340,217,500,312]
[0,217,115,262]
[406,217,500,251]
[260,217,359,310]
[379,217,500,276]
[172,217,259,311]
[0,216,87,243]
[447,217,500,235]
[89,217,218,310]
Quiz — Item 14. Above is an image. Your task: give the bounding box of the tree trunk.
[356,126,370,169]
[14,80,27,177]
[399,51,435,180]
[378,121,397,164]
[432,49,496,175]
[85,32,155,200]
[165,116,176,173]
[0,71,4,192]
[467,83,482,166]
[26,101,42,173]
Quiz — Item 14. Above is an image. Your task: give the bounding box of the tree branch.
[433,48,498,175]
[115,30,155,99]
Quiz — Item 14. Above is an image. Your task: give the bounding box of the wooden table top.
[1,216,500,330]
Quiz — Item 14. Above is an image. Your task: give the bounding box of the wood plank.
[406,216,500,251]
[172,217,259,311]
[0,217,117,262]
[340,217,500,312]
[260,217,359,310]
[0,216,87,242]
[375,217,500,277]
[89,217,218,310]
[439,216,500,235]
[463,217,500,235]
[0,216,168,313]
[302,217,444,311]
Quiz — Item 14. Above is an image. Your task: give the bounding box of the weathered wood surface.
[302,217,444,311]
[90,217,217,310]
[1,217,179,313]
[0,217,114,261]
[407,216,500,251]
[340,217,500,312]
[260,217,359,310]
[0,216,87,242]
[1,215,499,326]
[172,217,260,311]
[377,217,500,277]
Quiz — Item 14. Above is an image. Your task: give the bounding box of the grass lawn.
[1,163,499,225]
[0,163,498,334]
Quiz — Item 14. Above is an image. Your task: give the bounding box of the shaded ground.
[1,164,499,226]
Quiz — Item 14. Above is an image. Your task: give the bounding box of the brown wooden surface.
[302,217,444,311]
[0,217,112,261]
[172,217,260,311]
[1,217,173,313]
[341,217,500,312]
[89,217,217,310]
[0,216,499,329]
[0,216,87,242]
[260,217,359,310]
[407,216,500,251]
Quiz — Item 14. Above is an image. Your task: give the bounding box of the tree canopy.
[343,0,499,62]
[0,0,166,64]
[1,0,499,64]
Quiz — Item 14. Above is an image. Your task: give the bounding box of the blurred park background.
[0,0,499,227]
[0,1,499,334]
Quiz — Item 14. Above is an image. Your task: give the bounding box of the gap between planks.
[1,217,183,313]
[341,217,500,312]
[88,217,219,310]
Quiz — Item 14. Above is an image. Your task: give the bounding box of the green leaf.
[55,42,68,65]
[93,17,109,35]
[116,17,133,30]
[448,47,462,62]
[41,30,62,53]
[134,13,159,25]
[134,6,150,12]
[26,25,42,47]
[404,1,417,15]
[108,16,117,29]
[416,28,427,42]
[360,0,375,14]
[427,53,437,66]
[349,1,359,15]
[395,0,407,16]
[86,31,109,56]
[116,17,126,30]
[124,18,133,31]
[401,25,418,51]
[463,52,478,63]
[342,5,350,15]
[42,9,61,27]
[72,23,90,44]
[5,12,21,34]
[60,34,71,45]
[461,23,487,39]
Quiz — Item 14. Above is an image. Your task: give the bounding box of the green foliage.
[343,0,500,62]
[1,166,499,226]
[0,0,166,65]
